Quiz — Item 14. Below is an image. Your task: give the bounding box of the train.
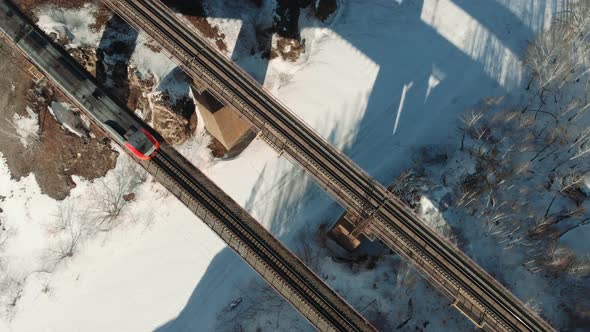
[0,0,159,160]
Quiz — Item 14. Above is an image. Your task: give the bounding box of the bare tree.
[0,275,23,320]
[44,219,83,269]
[89,162,147,230]
[543,243,576,273]
[459,111,484,150]
[525,27,575,91]
[569,128,590,160]
[216,279,306,332]
[45,199,85,236]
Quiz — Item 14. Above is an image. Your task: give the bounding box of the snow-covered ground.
[36,3,102,49]
[10,107,39,148]
[2,0,585,331]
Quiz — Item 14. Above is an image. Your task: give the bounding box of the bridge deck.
[105,1,555,331]
[0,1,376,331]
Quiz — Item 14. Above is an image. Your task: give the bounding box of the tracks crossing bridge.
[0,1,376,331]
[104,0,556,331]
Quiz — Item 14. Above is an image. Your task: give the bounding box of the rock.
[273,36,305,62]
[149,91,194,145]
[127,85,142,111]
[70,46,98,76]
[228,297,242,310]
[123,193,136,202]
[269,1,311,61]
[128,69,156,119]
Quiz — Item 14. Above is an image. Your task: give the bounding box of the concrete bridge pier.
[189,81,254,154]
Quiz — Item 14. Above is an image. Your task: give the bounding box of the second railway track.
[105,0,556,331]
[0,1,375,330]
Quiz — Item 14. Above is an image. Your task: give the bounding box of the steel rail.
[127,1,549,330]
[151,148,375,332]
[123,10,521,329]
[118,0,371,215]
[107,1,556,331]
[0,1,375,330]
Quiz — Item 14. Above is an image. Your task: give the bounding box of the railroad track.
[0,1,375,330]
[146,147,375,332]
[105,1,556,331]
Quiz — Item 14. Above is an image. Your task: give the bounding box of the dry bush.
[568,256,590,277]
[298,239,321,272]
[542,244,576,274]
[525,25,576,91]
[528,216,558,239]
[0,227,10,251]
[44,219,83,269]
[456,66,590,243]
[45,199,85,236]
[216,280,306,332]
[89,162,147,230]
[366,306,395,331]
[0,275,23,320]
[295,227,326,272]
[216,227,330,331]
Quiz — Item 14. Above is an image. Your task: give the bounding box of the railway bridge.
[0,1,376,331]
[103,1,555,331]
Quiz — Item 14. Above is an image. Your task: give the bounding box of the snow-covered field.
[1,0,587,331]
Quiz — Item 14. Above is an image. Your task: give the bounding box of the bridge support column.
[328,210,377,252]
[189,83,253,153]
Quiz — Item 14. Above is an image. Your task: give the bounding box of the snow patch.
[48,101,87,137]
[583,173,590,196]
[12,107,39,148]
[562,224,590,255]
[35,4,102,48]
[417,196,453,240]
[130,35,177,81]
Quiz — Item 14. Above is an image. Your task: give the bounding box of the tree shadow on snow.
[154,0,555,330]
